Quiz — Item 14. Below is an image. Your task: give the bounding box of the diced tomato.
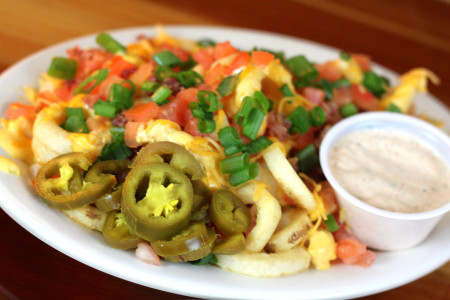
[54,83,75,102]
[105,56,137,78]
[251,51,275,67]
[123,102,160,122]
[316,61,343,82]
[332,87,352,107]
[301,87,326,106]
[82,94,101,108]
[5,102,36,121]
[292,128,315,151]
[332,226,351,242]
[92,75,123,99]
[213,41,238,60]
[184,118,210,137]
[319,181,338,214]
[38,91,60,107]
[225,51,251,75]
[336,237,367,265]
[357,250,376,267]
[124,121,144,148]
[352,54,371,72]
[157,95,191,127]
[350,84,379,111]
[67,47,113,80]
[129,63,153,87]
[283,194,297,206]
[193,48,214,70]
[204,63,227,87]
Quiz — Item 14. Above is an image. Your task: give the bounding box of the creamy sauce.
[328,129,450,213]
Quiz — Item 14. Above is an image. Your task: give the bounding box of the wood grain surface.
[0,0,449,299]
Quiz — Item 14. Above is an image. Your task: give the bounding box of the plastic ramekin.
[319,112,450,251]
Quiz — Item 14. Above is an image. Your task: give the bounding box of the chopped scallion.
[324,213,339,232]
[218,127,244,156]
[253,91,270,113]
[242,108,265,140]
[220,153,250,174]
[234,96,256,125]
[386,103,402,113]
[154,66,177,82]
[309,106,326,127]
[153,50,183,67]
[296,144,319,173]
[94,100,119,118]
[63,108,89,134]
[243,136,273,154]
[340,51,351,61]
[332,78,351,88]
[316,79,334,101]
[74,68,109,94]
[197,90,221,112]
[141,81,159,93]
[339,102,358,118]
[362,71,390,98]
[286,55,318,83]
[152,85,172,106]
[47,57,78,80]
[217,74,240,97]
[178,70,204,88]
[229,162,259,186]
[109,83,134,110]
[197,118,216,134]
[197,39,216,48]
[280,83,294,97]
[101,131,132,160]
[96,33,126,53]
[287,106,311,134]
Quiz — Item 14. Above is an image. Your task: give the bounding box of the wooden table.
[0,0,449,299]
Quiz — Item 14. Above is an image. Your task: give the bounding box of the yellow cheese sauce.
[328,129,450,213]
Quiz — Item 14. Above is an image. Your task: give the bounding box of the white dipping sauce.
[328,129,450,213]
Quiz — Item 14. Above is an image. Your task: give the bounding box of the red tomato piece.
[204,63,227,87]
[106,56,137,78]
[213,41,238,60]
[352,54,371,71]
[336,237,367,265]
[193,48,214,70]
[350,84,379,111]
[124,121,144,148]
[157,96,190,127]
[67,47,113,80]
[123,102,160,122]
[251,51,275,67]
[5,102,36,121]
[316,61,343,82]
[357,250,376,268]
[302,87,326,106]
[292,129,315,151]
[225,51,251,75]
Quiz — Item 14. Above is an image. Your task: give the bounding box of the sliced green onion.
[141,81,159,93]
[287,106,311,134]
[218,126,243,156]
[324,213,339,232]
[296,144,319,173]
[220,153,250,174]
[178,70,204,88]
[340,51,351,61]
[234,96,256,125]
[280,83,294,97]
[243,136,273,154]
[96,33,126,53]
[217,74,240,97]
[153,50,183,67]
[197,118,216,134]
[309,106,326,127]
[286,55,318,83]
[74,68,109,94]
[190,253,218,265]
[242,108,265,140]
[63,108,89,134]
[178,56,198,71]
[332,78,351,88]
[197,39,216,47]
[152,85,172,106]
[253,91,270,113]
[101,133,132,160]
[47,57,78,80]
[94,100,119,118]
[109,83,134,110]
[386,103,402,113]
[316,79,334,101]
[339,102,358,118]
[198,90,221,112]
[110,126,125,139]
[154,66,177,82]
[362,71,390,98]
[229,162,259,186]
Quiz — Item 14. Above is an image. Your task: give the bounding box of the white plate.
[1,26,449,300]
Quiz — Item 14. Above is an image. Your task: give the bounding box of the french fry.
[262,144,315,211]
[236,182,282,252]
[265,207,311,253]
[216,246,311,278]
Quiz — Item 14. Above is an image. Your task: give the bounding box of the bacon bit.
[111,112,128,127]
[121,67,138,79]
[318,181,338,214]
[320,101,342,125]
[266,112,290,142]
[332,87,352,107]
